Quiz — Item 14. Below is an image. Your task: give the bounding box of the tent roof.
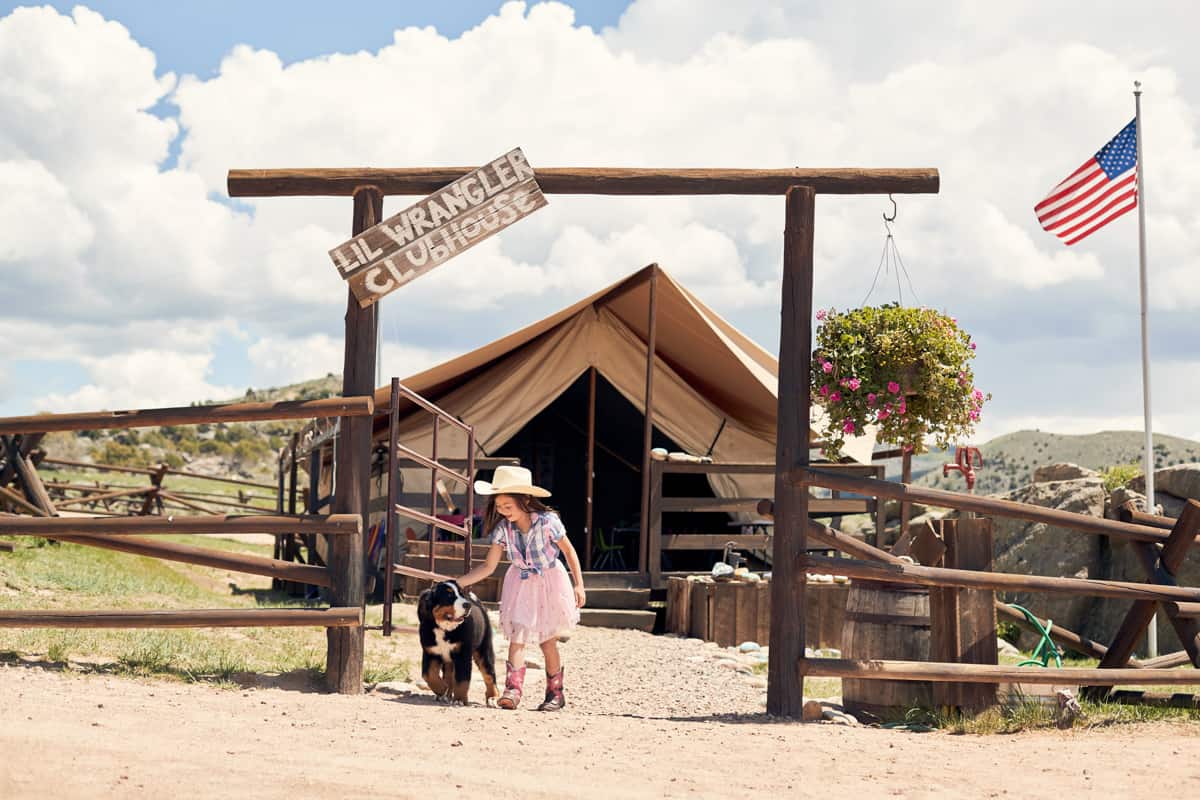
[374,265,777,431]
[373,265,873,460]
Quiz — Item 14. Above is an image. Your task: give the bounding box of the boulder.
[1127,463,1200,502]
[1033,463,1099,483]
[991,476,1107,649]
[1108,485,1149,514]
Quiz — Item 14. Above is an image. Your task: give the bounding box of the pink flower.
[866,393,877,406]
[884,402,893,412]
[969,409,980,421]
[887,381,901,394]
[842,419,856,434]
[816,309,827,321]
[819,385,830,397]
[839,378,849,388]
[877,410,890,421]
[822,361,833,373]
[970,342,977,351]
[897,402,907,416]
[829,391,842,403]
[847,378,861,391]
[973,389,984,402]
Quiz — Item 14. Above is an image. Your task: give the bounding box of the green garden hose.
[1006,603,1063,668]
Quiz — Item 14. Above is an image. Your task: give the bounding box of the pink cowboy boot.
[498,661,526,710]
[537,668,565,711]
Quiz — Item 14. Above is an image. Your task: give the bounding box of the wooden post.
[384,378,400,636]
[930,518,997,712]
[326,186,381,694]
[768,186,814,717]
[648,460,664,589]
[5,436,57,516]
[1098,500,1200,673]
[638,265,659,576]
[139,464,167,516]
[584,366,596,570]
[899,449,913,544]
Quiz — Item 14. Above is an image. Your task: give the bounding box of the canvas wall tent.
[371,265,873,563]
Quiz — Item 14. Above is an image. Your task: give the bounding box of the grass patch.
[0,537,414,687]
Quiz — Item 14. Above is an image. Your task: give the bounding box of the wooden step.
[579,608,657,632]
[582,570,650,589]
[586,588,652,610]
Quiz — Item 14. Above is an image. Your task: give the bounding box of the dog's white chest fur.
[429,627,460,662]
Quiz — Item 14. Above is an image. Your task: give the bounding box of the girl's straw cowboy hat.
[473,465,551,498]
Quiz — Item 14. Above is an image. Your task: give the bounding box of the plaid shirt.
[491,511,567,577]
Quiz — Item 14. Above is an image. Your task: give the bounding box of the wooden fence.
[0,396,374,690]
[791,467,1200,697]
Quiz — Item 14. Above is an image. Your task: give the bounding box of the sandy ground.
[2,621,1199,799]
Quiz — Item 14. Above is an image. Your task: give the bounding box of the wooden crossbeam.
[228,167,940,198]
[1098,501,1200,673]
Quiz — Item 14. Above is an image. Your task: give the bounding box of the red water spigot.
[942,446,984,492]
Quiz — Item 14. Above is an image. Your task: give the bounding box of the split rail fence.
[0,397,373,633]
[789,467,1200,698]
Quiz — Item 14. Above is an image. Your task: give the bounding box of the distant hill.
[40,373,347,482]
[903,430,1200,495]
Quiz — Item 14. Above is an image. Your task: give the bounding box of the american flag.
[1035,119,1138,246]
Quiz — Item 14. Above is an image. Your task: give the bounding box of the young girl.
[457,465,585,711]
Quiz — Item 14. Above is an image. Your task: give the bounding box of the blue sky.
[1,1,1199,443]
[0,2,630,77]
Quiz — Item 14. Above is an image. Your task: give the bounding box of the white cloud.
[33,349,237,413]
[247,333,455,388]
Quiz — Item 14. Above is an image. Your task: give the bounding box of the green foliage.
[92,440,152,467]
[1101,462,1142,492]
[996,620,1021,646]
[812,304,990,458]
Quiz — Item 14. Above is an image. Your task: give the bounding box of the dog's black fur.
[417,579,498,705]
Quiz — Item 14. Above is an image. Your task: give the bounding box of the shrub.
[1100,463,1141,492]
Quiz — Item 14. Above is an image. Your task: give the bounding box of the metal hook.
[883,194,897,223]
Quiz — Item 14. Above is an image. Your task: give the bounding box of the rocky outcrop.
[1032,463,1099,483]
[990,476,1108,650]
[1128,463,1200,503]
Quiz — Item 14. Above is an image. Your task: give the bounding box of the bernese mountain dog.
[417,579,498,705]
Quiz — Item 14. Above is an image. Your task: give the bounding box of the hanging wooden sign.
[328,147,548,308]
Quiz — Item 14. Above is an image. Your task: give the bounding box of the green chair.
[592,527,627,570]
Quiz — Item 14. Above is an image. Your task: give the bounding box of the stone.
[802,700,825,722]
[992,476,1107,649]
[1128,463,1200,502]
[1108,485,1149,515]
[373,681,418,695]
[738,641,761,653]
[712,562,735,579]
[1033,463,1099,483]
[822,709,860,726]
[997,638,1021,658]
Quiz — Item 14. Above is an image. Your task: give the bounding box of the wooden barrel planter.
[841,582,933,720]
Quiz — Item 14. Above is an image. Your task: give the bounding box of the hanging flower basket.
[811,304,990,459]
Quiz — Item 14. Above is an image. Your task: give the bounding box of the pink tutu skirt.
[499,562,580,645]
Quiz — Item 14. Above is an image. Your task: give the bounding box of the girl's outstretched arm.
[558,536,586,608]
[458,543,504,587]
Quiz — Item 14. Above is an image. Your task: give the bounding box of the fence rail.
[0,396,374,435]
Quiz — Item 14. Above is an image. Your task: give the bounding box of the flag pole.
[1134,80,1157,658]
